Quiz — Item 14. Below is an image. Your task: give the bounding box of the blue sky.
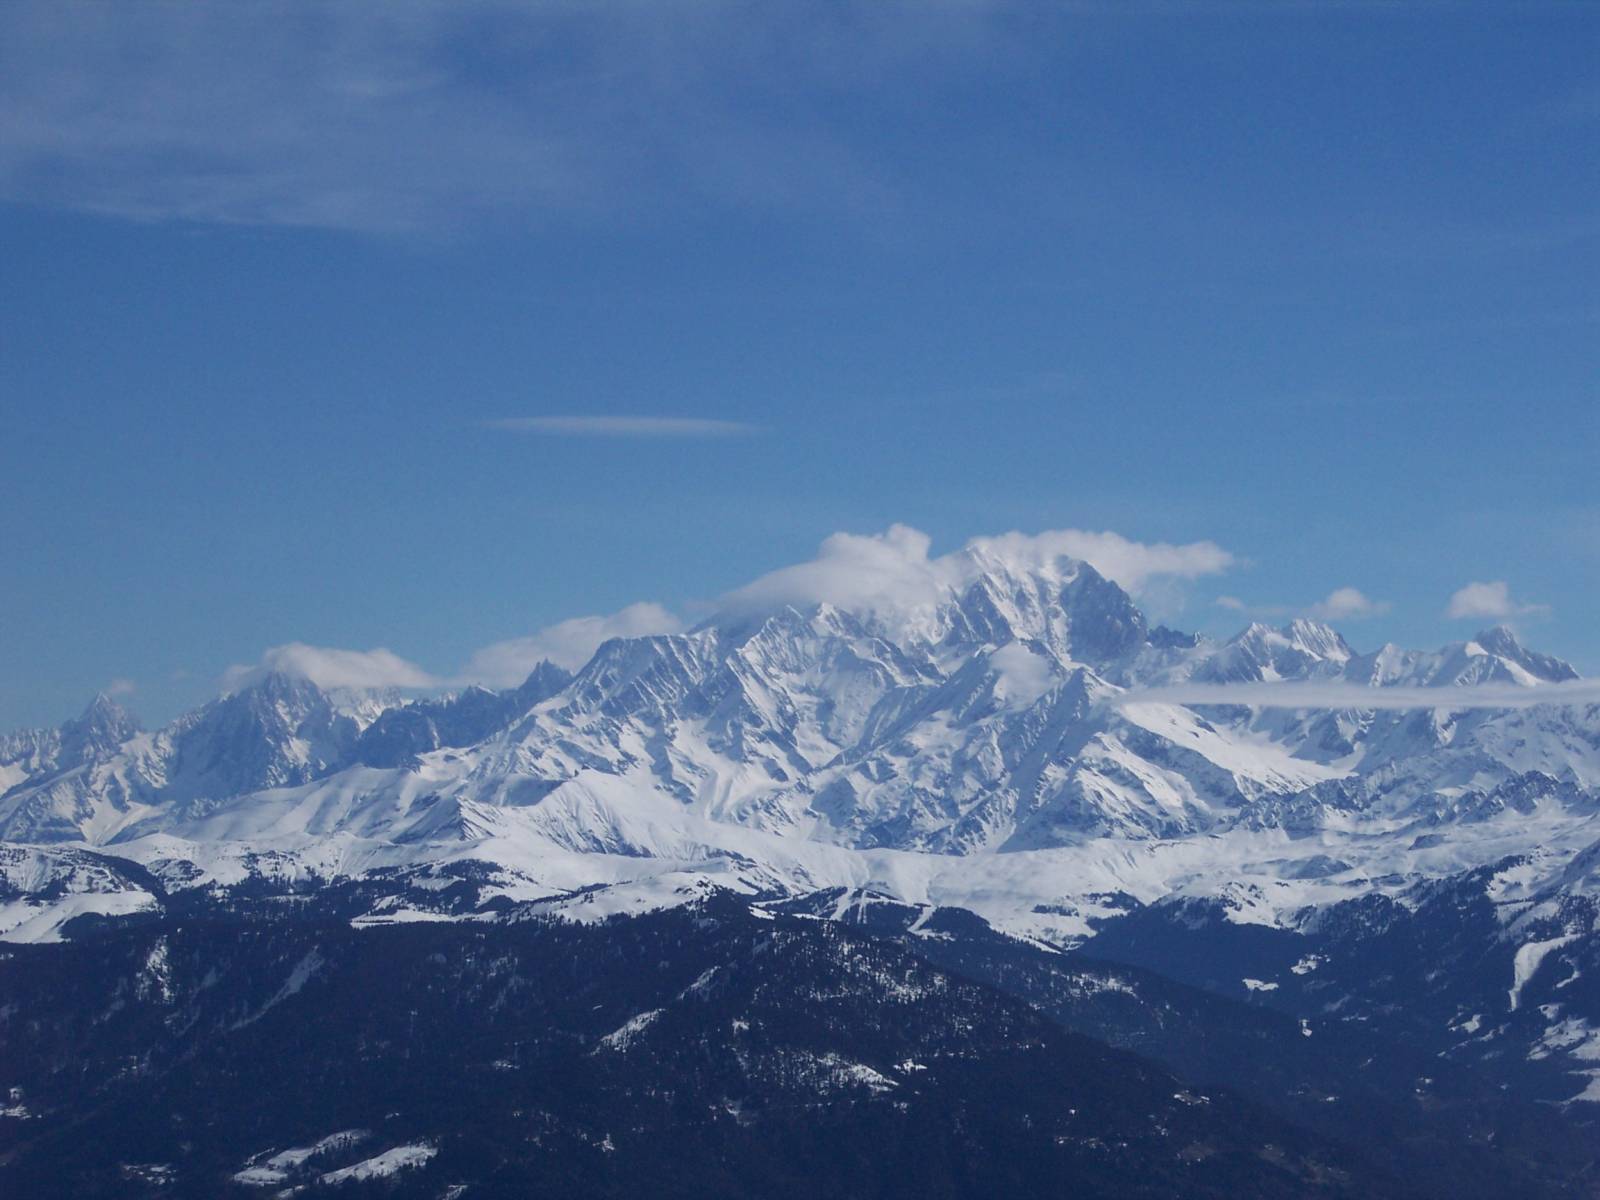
[1,1,1596,730]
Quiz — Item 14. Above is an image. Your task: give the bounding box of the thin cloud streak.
[485,416,761,438]
[1114,678,1600,712]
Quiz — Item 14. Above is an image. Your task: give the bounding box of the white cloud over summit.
[721,525,946,616]
[226,603,686,694]
[459,603,684,686]
[1446,580,1548,621]
[469,526,1230,685]
[720,524,1235,618]
[220,525,1235,696]
[967,529,1236,594]
[225,644,439,692]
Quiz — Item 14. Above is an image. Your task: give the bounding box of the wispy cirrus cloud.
[1445,580,1548,621]
[484,416,760,438]
[0,1,987,235]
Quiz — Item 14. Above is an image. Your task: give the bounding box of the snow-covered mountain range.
[4,545,1596,944]
[6,540,1600,1117]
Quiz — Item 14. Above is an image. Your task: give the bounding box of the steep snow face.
[0,673,399,846]
[1195,620,1353,684]
[0,663,571,846]
[930,552,1149,668]
[1,554,1596,942]
[162,673,356,799]
[1126,621,1596,803]
[354,663,572,768]
[0,692,165,844]
[450,562,1337,855]
[1348,626,1579,689]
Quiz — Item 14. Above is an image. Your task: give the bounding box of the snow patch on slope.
[1510,935,1580,1011]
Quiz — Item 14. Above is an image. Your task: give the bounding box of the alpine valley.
[5,537,1600,1198]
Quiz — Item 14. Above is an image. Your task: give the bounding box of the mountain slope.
[1,549,1594,952]
[0,898,1393,1200]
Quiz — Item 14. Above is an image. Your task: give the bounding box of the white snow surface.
[1510,935,1581,1012]
[2,554,1597,942]
[318,1142,436,1184]
[598,1009,663,1052]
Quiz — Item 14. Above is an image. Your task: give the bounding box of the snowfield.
[1,547,1596,954]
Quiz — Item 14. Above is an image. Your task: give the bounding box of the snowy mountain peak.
[699,550,1151,681]
[953,541,1091,589]
[159,670,369,801]
[510,659,574,702]
[222,667,328,708]
[66,692,140,745]
[1,560,1595,951]
[933,557,1145,670]
[1338,628,1579,693]
[1467,625,1579,683]
[1280,618,1353,661]
[1471,624,1522,654]
[1198,619,1352,683]
[77,690,135,724]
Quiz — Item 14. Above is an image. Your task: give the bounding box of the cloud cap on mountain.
[718,524,1234,621]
